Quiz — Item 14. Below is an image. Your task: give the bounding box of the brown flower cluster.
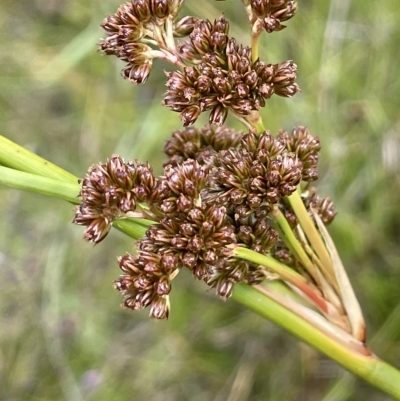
[278,126,321,182]
[113,160,240,318]
[301,187,336,225]
[114,246,177,319]
[89,1,335,320]
[74,123,334,318]
[162,124,334,284]
[164,124,243,166]
[73,155,164,243]
[209,131,303,212]
[249,0,298,33]
[100,3,300,126]
[99,0,186,83]
[164,16,300,126]
[112,156,282,317]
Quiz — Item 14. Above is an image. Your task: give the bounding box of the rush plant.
[1,0,400,399]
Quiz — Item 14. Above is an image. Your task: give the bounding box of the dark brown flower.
[114,248,179,319]
[236,215,279,253]
[178,16,230,63]
[164,23,300,126]
[272,241,295,266]
[122,60,153,84]
[208,131,303,210]
[206,254,268,299]
[302,187,336,225]
[99,0,186,84]
[158,159,208,215]
[278,126,321,181]
[164,124,243,166]
[73,155,157,243]
[250,0,298,33]
[173,16,198,37]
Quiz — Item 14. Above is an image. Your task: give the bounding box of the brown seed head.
[278,126,321,181]
[250,0,298,33]
[73,156,157,243]
[164,31,299,126]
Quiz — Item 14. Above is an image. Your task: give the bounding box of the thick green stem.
[0,166,80,203]
[0,135,77,183]
[232,284,400,400]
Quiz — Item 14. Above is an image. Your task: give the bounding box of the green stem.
[287,189,336,285]
[251,30,260,62]
[0,165,154,240]
[232,284,400,400]
[113,219,149,240]
[232,246,328,313]
[271,206,320,285]
[0,135,77,183]
[0,166,80,204]
[130,217,156,228]
[253,116,265,134]
[233,246,308,285]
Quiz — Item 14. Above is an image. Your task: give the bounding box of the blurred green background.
[1,1,400,400]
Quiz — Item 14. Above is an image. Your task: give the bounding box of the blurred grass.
[1,1,400,400]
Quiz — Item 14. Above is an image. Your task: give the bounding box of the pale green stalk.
[232,284,400,400]
[287,189,336,284]
[0,166,80,204]
[251,31,259,62]
[233,246,310,286]
[113,219,148,240]
[2,137,400,399]
[0,135,77,183]
[271,205,320,285]
[232,246,329,313]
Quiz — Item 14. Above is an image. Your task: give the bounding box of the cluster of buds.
[74,123,335,318]
[164,17,300,126]
[73,156,164,243]
[100,3,299,126]
[247,0,298,33]
[100,0,187,83]
[80,1,338,321]
[209,131,303,211]
[216,0,297,33]
[164,125,243,166]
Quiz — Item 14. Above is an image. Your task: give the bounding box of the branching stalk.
[287,189,337,286]
[232,246,329,313]
[232,284,400,400]
[271,205,321,286]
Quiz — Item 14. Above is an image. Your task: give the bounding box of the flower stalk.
[0,134,76,183]
[232,284,400,400]
[1,133,400,397]
[1,0,399,399]
[288,189,335,279]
